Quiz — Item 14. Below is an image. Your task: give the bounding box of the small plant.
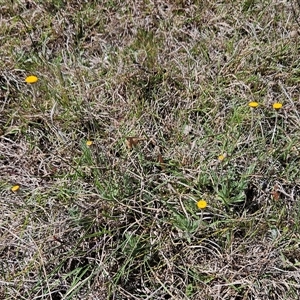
[172,211,200,242]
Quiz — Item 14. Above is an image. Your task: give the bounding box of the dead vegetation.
[0,0,300,299]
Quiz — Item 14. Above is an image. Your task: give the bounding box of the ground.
[0,0,300,299]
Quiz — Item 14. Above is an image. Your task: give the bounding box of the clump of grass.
[1,1,300,299]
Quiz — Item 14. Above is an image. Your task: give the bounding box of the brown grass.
[1,0,300,299]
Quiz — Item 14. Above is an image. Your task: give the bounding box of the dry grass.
[1,0,300,299]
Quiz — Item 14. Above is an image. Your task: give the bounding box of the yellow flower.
[25,75,38,84]
[197,200,207,209]
[248,101,259,108]
[218,154,225,161]
[11,185,20,192]
[86,140,93,146]
[273,102,283,110]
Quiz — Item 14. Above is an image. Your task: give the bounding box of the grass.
[1,0,300,299]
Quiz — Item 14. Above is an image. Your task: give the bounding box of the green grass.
[1,0,300,299]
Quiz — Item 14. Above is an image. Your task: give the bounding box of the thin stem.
[271,112,278,144]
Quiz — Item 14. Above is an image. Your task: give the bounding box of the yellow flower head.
[197,200,207,209]
[248,101,259,108]
[86,140,93,146]
[218,154,225,161]
[11,185,20,192]
[25,75,38,84]
[273,102,283,110]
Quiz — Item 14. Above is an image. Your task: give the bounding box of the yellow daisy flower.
[218,154,225,161]
[25,75,38,84]
[248,101,259,108]
[273,102,283,110]
[11,185,20,192]
[197,200,207,209]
